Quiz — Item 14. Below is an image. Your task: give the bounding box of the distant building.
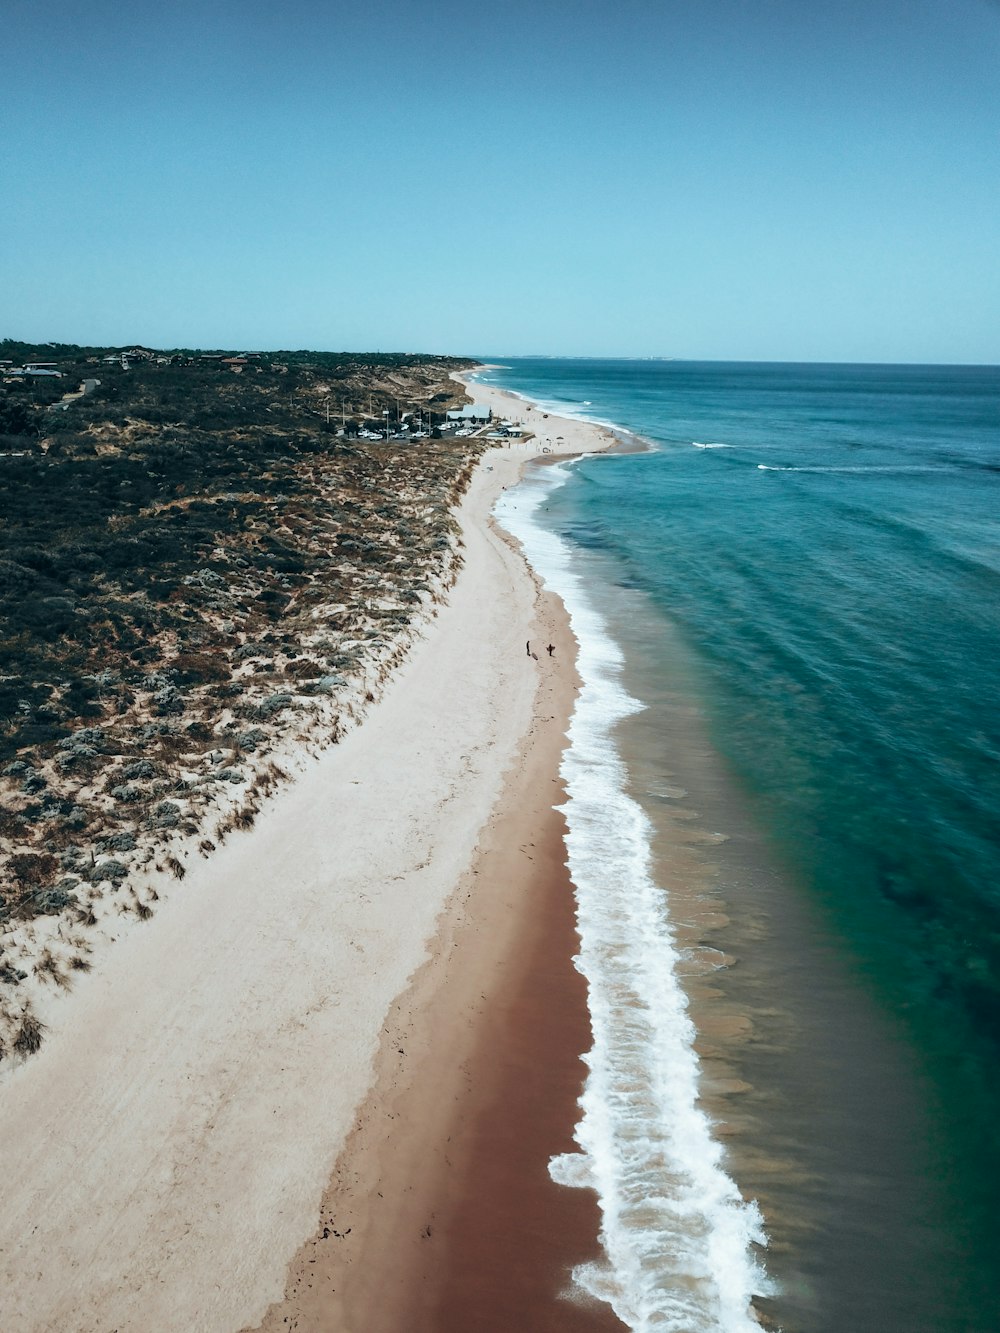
[446,405,492,424]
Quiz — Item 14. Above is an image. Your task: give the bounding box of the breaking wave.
[496,463,772,1332]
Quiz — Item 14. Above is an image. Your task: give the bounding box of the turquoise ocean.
[482,359,1000,1333]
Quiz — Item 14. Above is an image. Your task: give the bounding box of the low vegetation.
[0,339,483,1057]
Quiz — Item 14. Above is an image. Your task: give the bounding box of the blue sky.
[3,0,998,361]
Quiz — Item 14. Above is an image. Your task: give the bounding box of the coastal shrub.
[122,759,159,780]
[182,568,226,591]
[22,596,78,640]
[314,674,348,693]
[130,645,161,665]
[104,831,137,851]
[145,669,176,690]
[172,652,228,684]
[134,721,179,743]
[215,768,245,784]
[55,743,99,771]
[13,1011,45,1056]
[109,784,143,803]
[284,656,322,678]
[256,588,291,615]
[38,795,77,821]
[152,687,185,716]
[236,727,267,751]
[0,806,27,839]
[92,860,128,883]
[17,801,47,826]
[184,719,214,742]
[12,719,72,752]
[257,692,293,717]
[23,884,78,915]
[34,950,70,989]
[0,396,39,436]
[61,678,103,720]
[8,851,60,885]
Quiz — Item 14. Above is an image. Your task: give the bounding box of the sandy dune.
[0,380,609,1331]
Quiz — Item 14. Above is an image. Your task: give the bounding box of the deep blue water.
[480,357,1000,1328]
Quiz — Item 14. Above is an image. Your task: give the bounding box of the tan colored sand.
[250,583,622,1333]
[0,378,610,1331]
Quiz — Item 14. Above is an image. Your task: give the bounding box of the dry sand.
[0,374,617,1330]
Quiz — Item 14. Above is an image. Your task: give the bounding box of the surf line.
[496,460,773,1333]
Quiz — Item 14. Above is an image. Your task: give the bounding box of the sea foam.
[496,463,772,1332]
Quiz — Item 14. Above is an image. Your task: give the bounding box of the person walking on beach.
[526,640,531,657]
[546,643,555,657]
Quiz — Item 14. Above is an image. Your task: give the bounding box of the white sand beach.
[0,377,612,1331]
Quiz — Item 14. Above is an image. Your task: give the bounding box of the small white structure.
[446,404,492,425]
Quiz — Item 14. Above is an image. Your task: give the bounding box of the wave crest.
[496,465,772,1333]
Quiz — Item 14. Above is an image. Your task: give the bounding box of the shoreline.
[0,373,618,1330]
[252,373,624,1331]
[252,582,622,1332]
